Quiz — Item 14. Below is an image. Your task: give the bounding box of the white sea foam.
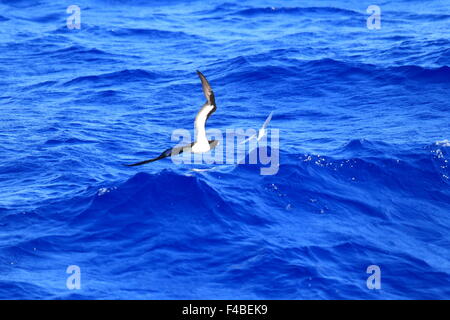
[97,187,116,196]
[435,140,450,147]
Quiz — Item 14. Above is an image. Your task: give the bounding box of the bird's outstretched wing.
[257,111,273,140]
[261,111,273,131]
[124,148,172,167]
[239,111,274,144]
[194,71,217,144]
[124,143,193,167]
[197,70,216,108]
[240,133,257,145]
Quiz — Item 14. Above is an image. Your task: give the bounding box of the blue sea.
[0,0,449,299]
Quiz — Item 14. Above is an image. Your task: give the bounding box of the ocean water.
[0,0,449,299]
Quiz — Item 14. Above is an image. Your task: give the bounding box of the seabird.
[240,111,273,144]
[125,71,218,167]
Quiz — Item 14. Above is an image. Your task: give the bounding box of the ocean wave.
[436,140,450,147]
[16,12,62,23]
[44,137,97,145]
[233,6,360,17]
[0,281,49,300]
[1,140,449,299]
[404,13,450,21]
[44,45,113,57]
[23,141,447,238]
[213,55,450,85]
[382,64,448,81]
[72,170,270,228]
[108,27,202,40]
[63,69,160,86]
[22,80,58,90]
[47,24,200,43]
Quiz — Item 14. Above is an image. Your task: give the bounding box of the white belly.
[191,140,211,153]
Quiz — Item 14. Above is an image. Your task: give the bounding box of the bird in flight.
[125,71,218,167]
[240,111,273,144]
